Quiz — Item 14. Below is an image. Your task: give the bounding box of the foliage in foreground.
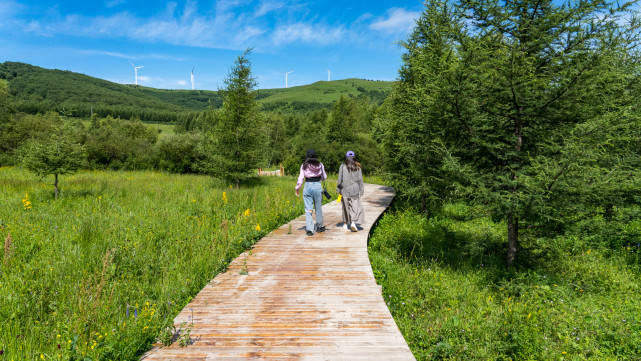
[369,206,641,360]
[0,168,313,360]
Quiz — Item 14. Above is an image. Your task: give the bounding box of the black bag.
[323,189,331,199]
[322,183,331,199]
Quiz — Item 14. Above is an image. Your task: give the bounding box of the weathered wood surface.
[142,184,415,361]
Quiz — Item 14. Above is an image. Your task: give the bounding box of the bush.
[156,133,204,173]
[85,117,158,169]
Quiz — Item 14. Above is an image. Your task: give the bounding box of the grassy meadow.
[369,205,641,360]
[0,167,321,360]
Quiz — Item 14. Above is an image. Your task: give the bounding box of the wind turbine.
[131,63,144,86]
[285,70,294,88]
[190,67,195,90]
[327,69,331,81]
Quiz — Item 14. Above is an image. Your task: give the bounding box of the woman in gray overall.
[337,150,364,232]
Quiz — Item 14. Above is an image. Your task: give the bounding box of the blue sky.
[0,1,424,89]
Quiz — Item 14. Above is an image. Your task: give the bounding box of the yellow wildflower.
[337,194,342,202]
[255,224,261,231]
[22,193,32,210]
[244,208,251,217]
[222,192,228,204]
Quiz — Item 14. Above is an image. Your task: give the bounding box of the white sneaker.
[343,223,349,231]
[350,223,358,232]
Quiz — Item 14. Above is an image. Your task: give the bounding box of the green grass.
[0,167,317,360]
[80,120,176,140]
[256,79,394,105]
[369,206,641,360]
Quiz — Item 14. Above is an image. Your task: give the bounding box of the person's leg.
[341,198,350,225]
[312,183,324,229]
[354,197,365,225]
[341,198,350,230]
[347,197,359,231]
[303,185,315,232]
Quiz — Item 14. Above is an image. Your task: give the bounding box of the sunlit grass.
[0,167,312,360]
[369,207,641,360]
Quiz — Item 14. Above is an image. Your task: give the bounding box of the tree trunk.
[507,212,518,267]
[54,173,59,200]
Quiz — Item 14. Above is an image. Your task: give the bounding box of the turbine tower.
[286,70,294,88]
[190,67,195,90]
[327,69,331,81]
[131,63,144,86]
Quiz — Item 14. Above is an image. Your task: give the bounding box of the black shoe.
[317,226,326,232]
[306,231,314,236]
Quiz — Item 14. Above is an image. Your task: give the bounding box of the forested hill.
[0,62,394,122]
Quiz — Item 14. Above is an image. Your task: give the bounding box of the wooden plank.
[142,184,415,361]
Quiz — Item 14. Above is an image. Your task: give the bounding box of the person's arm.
[320,163,327,181]
[358,168,364,197]
[295,164,305,194]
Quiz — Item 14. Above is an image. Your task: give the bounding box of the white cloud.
[3,1,413,50]
[176,79,188,86]
[272,22,344,46]
[370,8,420,34]
[72,49,186,61]
[137,75,151,83]
[15,2,266,50]
[255,1,284,17]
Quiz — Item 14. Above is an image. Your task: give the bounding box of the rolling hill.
[0,62,394,122]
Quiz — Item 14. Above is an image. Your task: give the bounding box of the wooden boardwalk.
[142,184,415,361]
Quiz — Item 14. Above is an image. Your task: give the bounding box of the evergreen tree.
[199,50,264,186]
[380,0,641,266]
[20,124,86,199]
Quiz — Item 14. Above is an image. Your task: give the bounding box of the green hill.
[0,62,394,122]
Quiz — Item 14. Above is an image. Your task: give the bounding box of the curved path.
[142,184,415,361]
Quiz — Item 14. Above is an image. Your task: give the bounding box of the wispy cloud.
[72,49,187,61]
[370,8,421,34]
[255,1,284,17]
[3,1,418,50]
[176,79,187,86]
[272,23,344,46]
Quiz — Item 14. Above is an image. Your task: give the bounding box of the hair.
[303,149,321,170]
[344,157,361,172]
[303,157,321,170]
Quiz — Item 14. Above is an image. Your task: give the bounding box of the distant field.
[0,168,328,360]
[256,79,394,105]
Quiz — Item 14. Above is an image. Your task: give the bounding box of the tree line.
[0,51,384,192]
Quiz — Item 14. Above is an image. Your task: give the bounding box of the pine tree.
[381,0,641,266]
[199,50,264,186]
[20,124,86,199]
